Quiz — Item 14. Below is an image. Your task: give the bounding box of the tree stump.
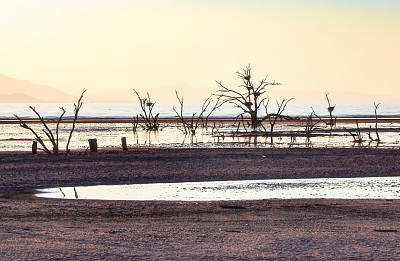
[121,137,128,151]
[32,141,37,154]
[88,139,98,152]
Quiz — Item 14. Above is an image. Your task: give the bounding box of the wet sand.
[1,148,400,259]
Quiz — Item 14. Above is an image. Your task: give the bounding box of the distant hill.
[0,93,45,103]
[0,74,75,103]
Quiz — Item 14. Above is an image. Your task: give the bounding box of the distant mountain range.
[1,73,398,104]
[0,74,75,103]
[0,74,214,104]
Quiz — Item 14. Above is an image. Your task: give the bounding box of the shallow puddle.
[36,176,400,201]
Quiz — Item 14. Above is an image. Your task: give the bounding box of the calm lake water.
[36,176,400,201]
[1,103,400,151]
[1,103,400,118]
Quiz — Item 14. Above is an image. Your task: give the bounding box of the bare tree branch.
[216,65,282,130]
[133,89,159,131]
[14,114,52,155]
[66,89,86,154]
[173,91,222,135]
[15,90,85,155]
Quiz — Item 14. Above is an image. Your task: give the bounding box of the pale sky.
[0,0,399,103]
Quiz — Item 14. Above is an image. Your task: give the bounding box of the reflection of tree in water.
[74,188,78,199]
[59,188,66,198]
[181,134,198,145]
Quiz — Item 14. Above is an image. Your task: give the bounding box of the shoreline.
[2,115,400,124]
[2,147,400,195]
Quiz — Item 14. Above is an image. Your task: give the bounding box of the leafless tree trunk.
[345,121,364,144]
[15,106,66,155]
[304,109,322,146]
[325,93,336,127]
[201,96,222,128]
[216,65,281,130]
[55,107,67,155]
[132,114,139,133]
[173,91,221,135]
[133,90,159,131]
[373,102,381,141]
[66,89,86,154]
[173,91,190,134]
[14,114,52,155]
[262,97,293,137]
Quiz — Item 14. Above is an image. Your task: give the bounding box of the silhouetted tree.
[66,89,86,154]
[133,90,159,131]
[173,91,222,135]
[15,89,86,155]
[368,102,381,142]
[15,107,65,155]
[263,97,294,137]
[325,93,336,127]
[216,65,281,130]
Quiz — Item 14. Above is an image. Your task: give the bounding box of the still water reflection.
[36,176,400,201]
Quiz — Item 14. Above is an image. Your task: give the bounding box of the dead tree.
[346,121,364,144]
[304,109,322,146]
[372,102,381,141]
[201,96,223,128]
[233,114,249,133]
[262,97,293,136]
[15,106,66,155]
[325,93,336,127]
[133,90,159,131]
[15,114,51,155]
[15,90,86,155]
[173,91,191,134]
[66,89,86,154]
[216,65,281,130]
[173,91,221,135]
[132,115,139,133]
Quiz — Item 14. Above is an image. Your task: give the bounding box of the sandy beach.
[0,147,400,259]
